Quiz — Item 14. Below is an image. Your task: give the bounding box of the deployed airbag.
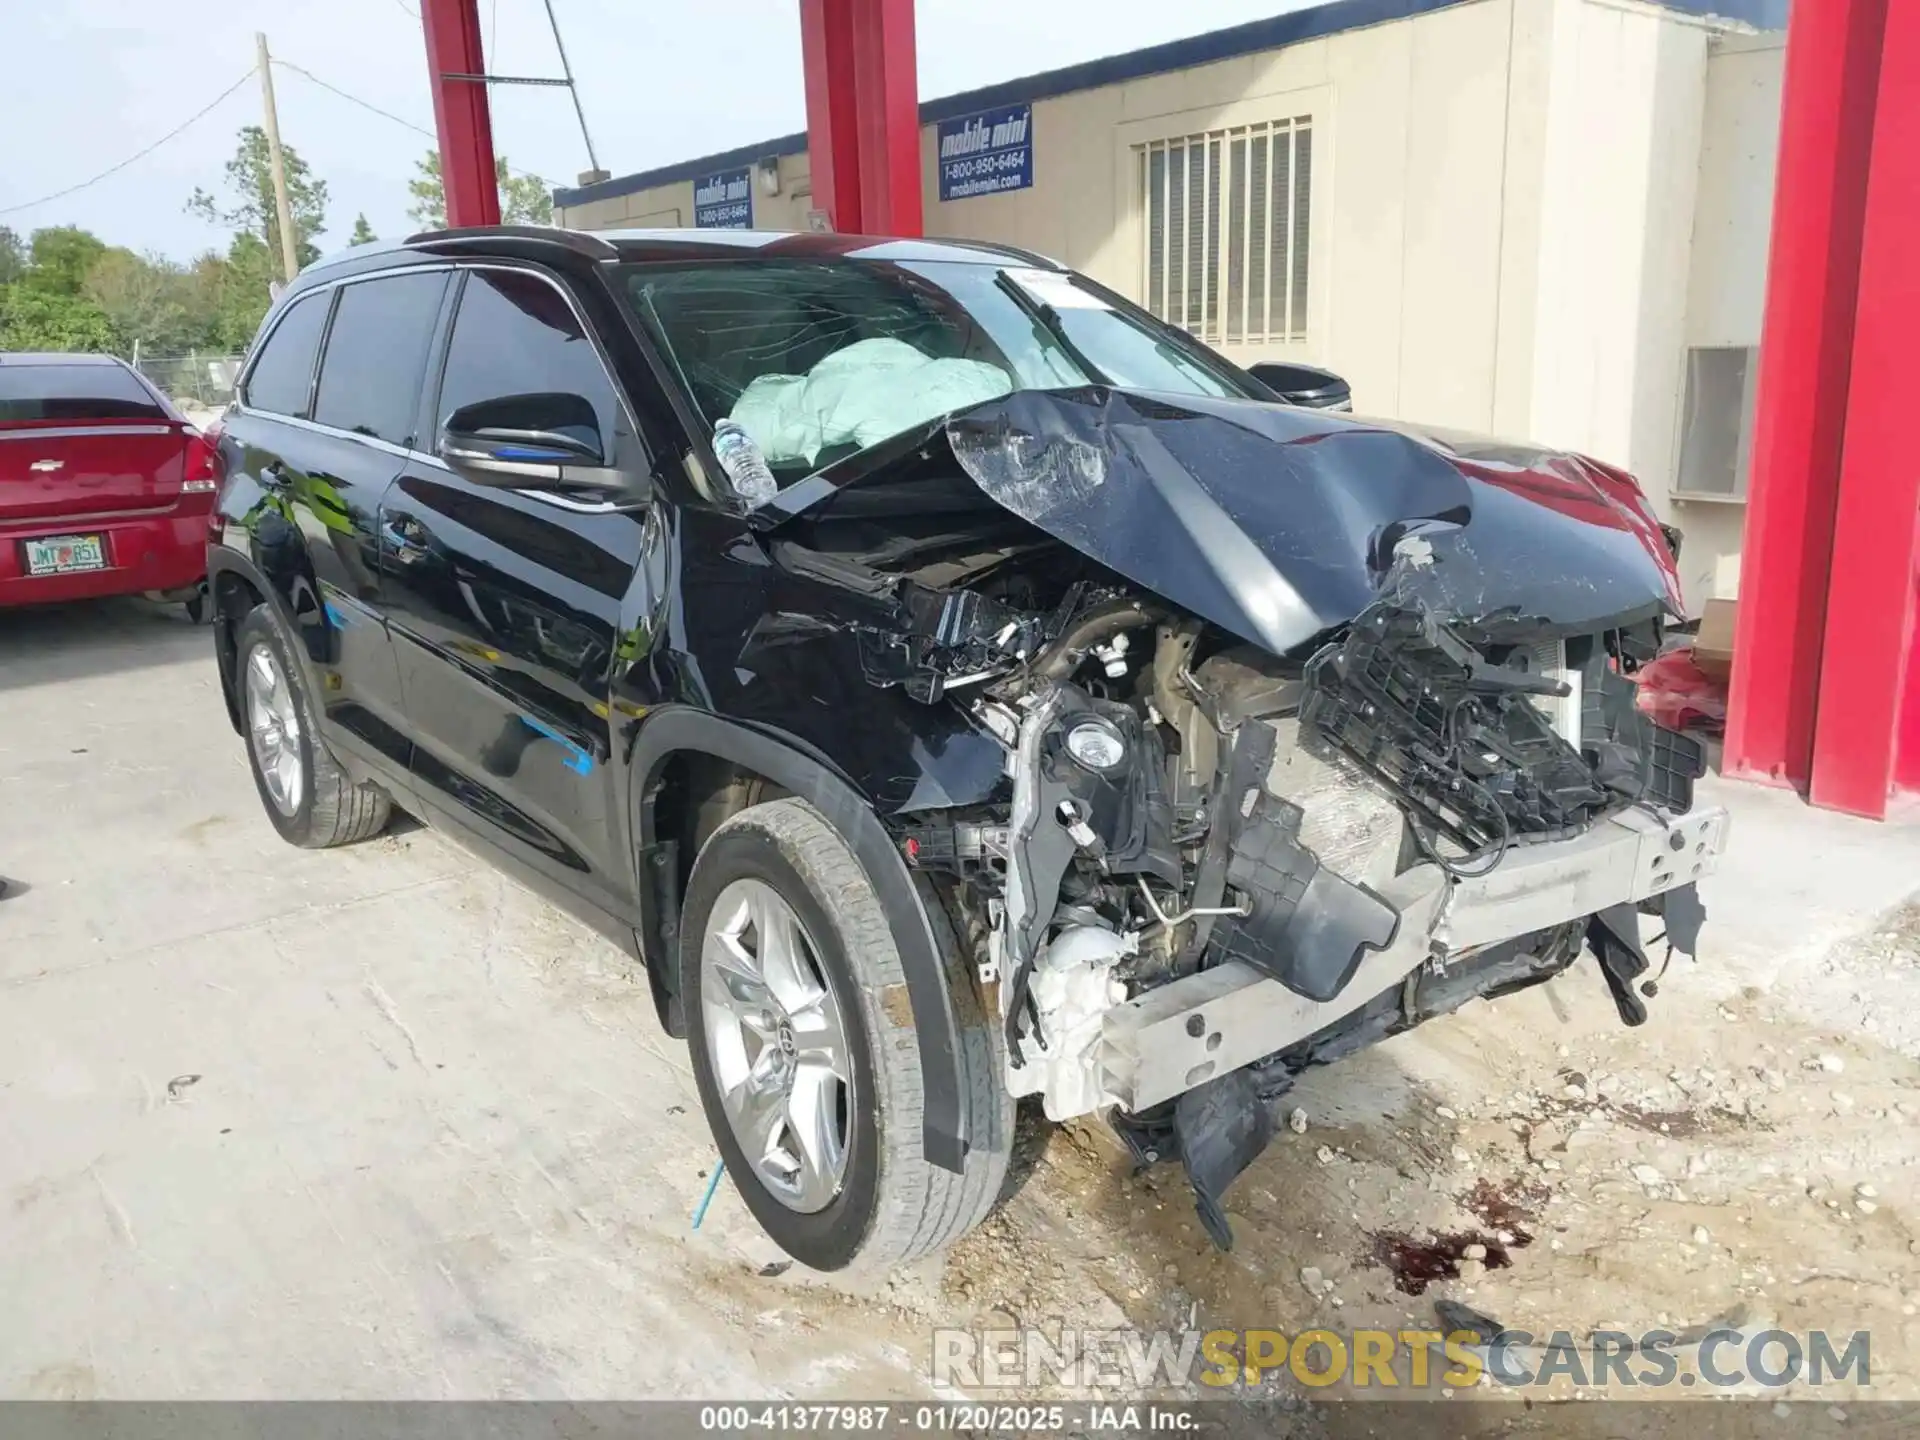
[731,337,1012,466]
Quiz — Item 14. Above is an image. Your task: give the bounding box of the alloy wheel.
[245,642,305,816]
[699,877,853,1213]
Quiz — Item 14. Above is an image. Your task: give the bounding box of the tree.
[0,221,268,358]
[407,151,552,229]
[0,226,23,286]
[24,226,109,296]
[186,125,328,276]
[501,167,553,227]
[203,233,279,351]
[0,286,117,352]
[349,214,377,246]
[0,226,117,353]
[84,249,194,354]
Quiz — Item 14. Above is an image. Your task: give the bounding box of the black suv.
[208,225,1725,1272]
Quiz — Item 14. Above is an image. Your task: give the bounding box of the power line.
[391,0,420,18]
[272,58,554,190]
[275,59,437,140]
[0,68,257,218]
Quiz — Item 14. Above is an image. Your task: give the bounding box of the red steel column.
[1807,0,1920,818]
[1899,617,1920,795]
[421,0,501,228]
[1721,0,1885,790]
[799,0,865,233]
[851,0,923,237]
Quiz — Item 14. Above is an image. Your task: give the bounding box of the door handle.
[260,461,289,490]
[382,512,430,555]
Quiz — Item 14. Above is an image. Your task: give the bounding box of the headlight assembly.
[1063,717,1127,772]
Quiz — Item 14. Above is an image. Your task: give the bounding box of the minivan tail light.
[181,428,223,493]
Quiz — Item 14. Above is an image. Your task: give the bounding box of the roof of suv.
[583,229,1066,268]
[296,225,1067,286]
[0,352,131,367]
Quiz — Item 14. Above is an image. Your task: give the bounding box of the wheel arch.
[630,708,970,1174]
[208,551,274,736]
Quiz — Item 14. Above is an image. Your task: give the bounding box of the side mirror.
[1248,361,1353,411]
[440,392,622,488]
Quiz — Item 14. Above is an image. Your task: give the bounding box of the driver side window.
[438,269,625,462]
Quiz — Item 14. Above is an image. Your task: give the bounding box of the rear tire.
[680,798,1011,1272]
[236,605,390,849]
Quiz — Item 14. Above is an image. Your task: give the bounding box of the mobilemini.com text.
[931,1326,1872,1390]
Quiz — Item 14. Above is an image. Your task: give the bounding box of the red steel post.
[851,0,923,237]
[1721,0,1885,790]
[421,0,502,228]
[799,0,866,233]
[1807,0,1920,817]
[1900,615,1920,796]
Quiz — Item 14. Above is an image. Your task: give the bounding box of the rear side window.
[244,293,329,417]
[313,271,449,446]
[0,363,168,423]
[437,269,620,456]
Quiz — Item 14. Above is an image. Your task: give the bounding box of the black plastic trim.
[405,225,622,261]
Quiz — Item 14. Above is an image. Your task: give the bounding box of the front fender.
[629,706,970,1175]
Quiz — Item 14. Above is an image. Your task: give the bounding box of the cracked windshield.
[620,258,1244,483]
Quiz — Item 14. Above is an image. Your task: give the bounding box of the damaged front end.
[764,386,1727,1249]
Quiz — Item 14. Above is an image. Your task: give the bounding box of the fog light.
[1064,719,1126,771]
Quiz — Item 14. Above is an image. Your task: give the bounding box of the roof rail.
[403,225,621,262]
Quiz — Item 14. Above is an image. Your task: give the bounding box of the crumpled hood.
[938,386,1686,655]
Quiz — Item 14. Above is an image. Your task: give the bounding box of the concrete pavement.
[3,598,1917,1405]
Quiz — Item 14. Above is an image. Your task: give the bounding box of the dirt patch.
[1538,1067,1761,1139]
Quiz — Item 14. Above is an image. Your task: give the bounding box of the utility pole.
[256,33,301,284]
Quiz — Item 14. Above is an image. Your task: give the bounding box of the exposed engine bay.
[760,386,1725,1248]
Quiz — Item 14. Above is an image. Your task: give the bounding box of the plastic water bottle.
[711,420,778,510]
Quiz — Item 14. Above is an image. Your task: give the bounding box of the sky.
[2,0,1316,263]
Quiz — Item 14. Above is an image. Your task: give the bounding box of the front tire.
[235,605,390,849]
[681,798,1011,1272]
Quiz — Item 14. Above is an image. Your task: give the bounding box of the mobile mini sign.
[694,167,752,229]
[937,103,1034,202]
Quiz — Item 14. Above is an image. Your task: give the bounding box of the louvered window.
[1139,116,1312,345]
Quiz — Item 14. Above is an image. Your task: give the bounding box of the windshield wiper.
[992,271,1111,387]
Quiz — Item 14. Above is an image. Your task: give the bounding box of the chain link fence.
[133,353,245,413]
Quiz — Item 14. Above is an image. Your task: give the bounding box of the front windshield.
[618,258,1250,482]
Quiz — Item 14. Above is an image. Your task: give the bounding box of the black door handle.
[261,461,289,490]
[382,511,430,555]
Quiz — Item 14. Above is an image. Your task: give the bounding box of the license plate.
[23,534,107,576]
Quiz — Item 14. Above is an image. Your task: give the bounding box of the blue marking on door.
[519,714,595,775]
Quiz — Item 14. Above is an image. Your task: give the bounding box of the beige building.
[556,0,1788,612]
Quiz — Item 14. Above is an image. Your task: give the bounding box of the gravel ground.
[2,598,1916,1417]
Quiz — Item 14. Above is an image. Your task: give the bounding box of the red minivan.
[0,352,220,615]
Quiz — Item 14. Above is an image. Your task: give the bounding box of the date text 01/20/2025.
[697,1404,1193,1432]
